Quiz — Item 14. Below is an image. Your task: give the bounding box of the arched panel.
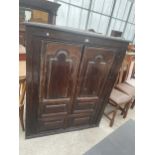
[40,42,82,101]
[73,46,116,115]
[45,50,73,99]
[39,42,82,122]
[78,47,115,97]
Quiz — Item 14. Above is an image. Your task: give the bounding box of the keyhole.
[46,32,50,36]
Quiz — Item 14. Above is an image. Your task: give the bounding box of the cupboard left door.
[26,40,82,138]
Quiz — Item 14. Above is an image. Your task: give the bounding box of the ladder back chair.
[19,76,26,131]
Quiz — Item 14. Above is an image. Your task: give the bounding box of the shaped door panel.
[73,47,116,115]
[38,41,82,130]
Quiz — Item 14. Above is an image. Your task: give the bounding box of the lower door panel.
[38,115,66,132]
[69,113,93,127]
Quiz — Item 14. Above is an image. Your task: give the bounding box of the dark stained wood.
[38,42,82,132]
[19,25,26,45]
[19,0,60,45]
[39,42,81,99]
[77,47,115,98]
[25,22,129,138]
[19,0,60,22]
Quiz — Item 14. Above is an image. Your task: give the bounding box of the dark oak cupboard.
[25,22,129,138]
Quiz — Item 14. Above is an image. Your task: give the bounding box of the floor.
[19,108,135,155]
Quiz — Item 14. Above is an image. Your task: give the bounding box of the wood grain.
[25,22,129,138]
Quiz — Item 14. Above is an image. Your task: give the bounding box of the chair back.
[117,54,135,84]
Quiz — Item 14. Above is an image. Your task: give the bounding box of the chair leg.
[118,106,124,115]
[120,107,124,115]
[19,106,24,131]
[131,100,135,109]
[110,107,118,127]
[123,102,131,118]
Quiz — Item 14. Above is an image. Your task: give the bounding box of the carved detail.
[56,50,68,61]
[95,55,106,64]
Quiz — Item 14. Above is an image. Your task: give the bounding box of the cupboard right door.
[70,46,116,126]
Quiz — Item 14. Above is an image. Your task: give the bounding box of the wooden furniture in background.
[128,44,135,52]
[25,22,129,138]
[19,77,26,131]
[116,83,135,109]
[19,0,60,24]
[115,52,135,109]
[116,52,135,84]
[19,60,26,130]
[126,77,135,109]
[19,23,26,46]
[19,44,26,61]
[31,10,48,23]
[19,0,60,45]
[104,50,135,126]
[104,88,132,127]
[125,52,135,80]
[19,61,26,77]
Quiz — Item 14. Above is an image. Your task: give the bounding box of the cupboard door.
[73,47,116,117]
[38,41,82,131]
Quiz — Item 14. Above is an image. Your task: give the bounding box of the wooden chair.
[19,42,26,131]
[115,56,135,109]
[104,88,132,127]
[116,83,135,108]
[104,53,134,127]
[125,78,135,109]
[19,76,26,131]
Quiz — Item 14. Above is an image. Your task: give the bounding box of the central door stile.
[70,45,86,114]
